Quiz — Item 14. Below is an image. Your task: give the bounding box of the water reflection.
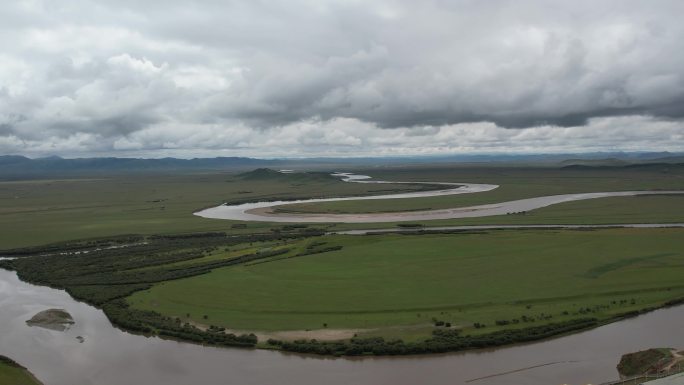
[1,269,683,385]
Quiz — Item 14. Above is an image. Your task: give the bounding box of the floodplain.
[2,163,683,356]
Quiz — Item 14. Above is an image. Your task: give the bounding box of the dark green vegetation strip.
[0,355,43,385]
[0,229,327,349]
[268,318,600,356]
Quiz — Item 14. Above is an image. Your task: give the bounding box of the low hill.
[238,168,338,182]
[559,158,630,167]
[562,162,684,171]
[3,152,684,179]
[238,168,288,180]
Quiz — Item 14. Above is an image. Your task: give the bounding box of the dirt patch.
[186,320,366,342]
[663,349,684,371]
[259,328,365,341]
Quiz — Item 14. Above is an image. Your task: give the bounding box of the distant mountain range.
[0,155,278,178]
[0,152,682,178]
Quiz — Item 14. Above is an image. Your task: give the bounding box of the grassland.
[128,228,684,342]
[0,171,432,248]
[1,165,683,248]
[2,165,684,355]
[0,356,42,385]
[4,220,684,355]
[281,165,684,214]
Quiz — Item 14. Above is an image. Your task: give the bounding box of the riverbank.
[4,227,683,357]
[197,189,684,223]
[4,266,684,385]
[0,356,43,385]
[194,171,684,223]
[2,167,683,383]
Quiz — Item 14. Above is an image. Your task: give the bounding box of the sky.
[1,0,683,158]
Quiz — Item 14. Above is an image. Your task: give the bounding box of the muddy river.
[2,268,684,385]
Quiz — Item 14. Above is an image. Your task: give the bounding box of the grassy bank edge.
[3,266,683,358]
[0,355,44,385]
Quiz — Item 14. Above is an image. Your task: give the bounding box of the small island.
[26,309,74,332]
[618,348,684,378]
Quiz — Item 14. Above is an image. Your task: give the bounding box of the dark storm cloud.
[0,0,682,156]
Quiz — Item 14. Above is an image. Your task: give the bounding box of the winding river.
[3,172,684,384]
[195,172,684,223]
[2,268,684,385]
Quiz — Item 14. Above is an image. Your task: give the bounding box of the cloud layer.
[1,0,683,157]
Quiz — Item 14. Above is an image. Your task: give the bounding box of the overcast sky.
[1,0,683,158]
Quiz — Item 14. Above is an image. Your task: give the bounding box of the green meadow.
[128,228,684,340]
[1,165,683,248]
[3,165,684,354]
[0,171,429,248]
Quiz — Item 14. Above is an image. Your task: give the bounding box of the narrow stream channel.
[2,268,683,385]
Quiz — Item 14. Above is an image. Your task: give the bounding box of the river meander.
[4,172,684,384]
[195,172,684,223]
[3,257,684,385]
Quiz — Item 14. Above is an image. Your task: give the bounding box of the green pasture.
[128,228,684,339]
